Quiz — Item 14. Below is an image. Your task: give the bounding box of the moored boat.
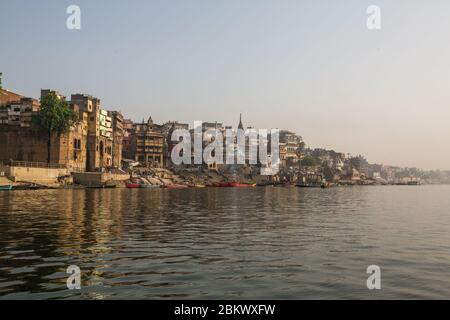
[229,182,256,188]
[0,185,13,191]
[12,183,42,191]
[296,183,323,188]
[296,182,330,188]
[218,182,231,187]
[206,182,220,188]
[103,183,117,189]
[126,183,141,189]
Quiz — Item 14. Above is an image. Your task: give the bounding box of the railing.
[9,160,68,169]
[71,166,86,173]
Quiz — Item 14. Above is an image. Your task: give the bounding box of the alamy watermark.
[171,121,280,175]
[66,5,81,30]
[67,265,81,290]
[366,265,381,290]
[367,5,381,30]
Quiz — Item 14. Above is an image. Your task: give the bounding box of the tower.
[238,113,243,130]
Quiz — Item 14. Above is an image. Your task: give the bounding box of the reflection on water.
[1,186,450,299]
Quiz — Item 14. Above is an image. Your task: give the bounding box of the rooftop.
[0,89,23,105]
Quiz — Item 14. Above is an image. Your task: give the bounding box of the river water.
[1,185,450,299]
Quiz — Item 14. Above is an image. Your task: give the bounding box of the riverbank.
[0,163,430,191]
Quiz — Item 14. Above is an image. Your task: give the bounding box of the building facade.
[70,94,120,171]
[0,89,88,170]
[132,117,164,167]
[121,118,135,160]
[110,111,124,168]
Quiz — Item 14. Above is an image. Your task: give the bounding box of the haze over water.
[2,1,450,169]
[1,186,450,299]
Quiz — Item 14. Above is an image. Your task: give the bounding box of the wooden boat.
[194,184,206,188]
[12,183,42,191]
[126,183,141,189]
[229,182,256,188]
[104,184,117,189]
[166,184,189,189]
[296,183,327,188]
[0,185,13,191]
[218,182,231,187]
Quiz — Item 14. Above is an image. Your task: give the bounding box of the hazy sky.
[1,0,450,170]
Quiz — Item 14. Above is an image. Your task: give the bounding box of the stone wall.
[73,172,129,186]
[7,166,70,184]
[0,127,58,163]
[0,126,87,171]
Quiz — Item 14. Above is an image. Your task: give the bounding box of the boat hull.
[12,184,42,190]
[229,183,256,188]
[218,182,231,187]
[126,183,141,189]
[296,184,323,188]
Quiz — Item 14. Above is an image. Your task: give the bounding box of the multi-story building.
[132,117,164,167]
[1,86,124,172]
[0,88,87,170]
[109,111,124,168]
[70,94,115,171]
[122,118,134,160]
[0,94,40,127]
[161,121,189,138]
[279,130,303,166]
[279,142,287,167]
[63,103,88,171]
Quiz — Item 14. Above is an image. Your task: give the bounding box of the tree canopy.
[33,92,78,135]
[301,155,320,167]
[32,92,78,163]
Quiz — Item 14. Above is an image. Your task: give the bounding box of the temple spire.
[238,113,243,130]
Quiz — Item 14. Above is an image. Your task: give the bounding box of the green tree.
[32,93,78,163]
[301,155,319,167]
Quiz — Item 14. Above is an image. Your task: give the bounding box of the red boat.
[166,184,189,189]
[229,182,256,188]
[218,182,231,187]
[126,183,141,189]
